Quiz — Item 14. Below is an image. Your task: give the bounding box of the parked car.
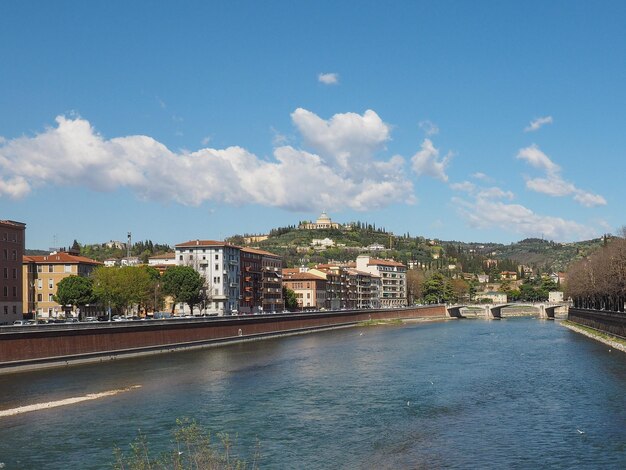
[83,316,98,322]
[13,320,29,326]
[65,317,79,323]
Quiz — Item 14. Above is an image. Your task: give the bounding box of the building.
[148,252,177,274]
[283,270,327,309]
[120,256,141,267]
[477,274,489,283]
[356,255,407,308]
[1,220,26,324]
[475,291,507,304]
[345,268,375,309]
[175,240,241,315]
[311,238,335,249]
[22,250,101,320]
[500,271,518,281]
[299,211,342,230]
[260,249,284,313]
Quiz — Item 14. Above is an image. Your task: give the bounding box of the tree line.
[54,265,206,318]
[566,232,626,311]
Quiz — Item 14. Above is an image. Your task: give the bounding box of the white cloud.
[450,181,475,193]
[524,115,553,132]
[418,120,439,136]
[471,172,492,182]
[291,108,390,173]
[517,144,606,207]
[318,73,339,85]
[516,144,560,174]
[453,190,598,241]
[0,110,416,212]
[270,126,288,146]
[411,139,451,182]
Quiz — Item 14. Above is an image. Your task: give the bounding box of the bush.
[113,418,260,470]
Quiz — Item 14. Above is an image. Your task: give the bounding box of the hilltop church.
[299,211,342,230]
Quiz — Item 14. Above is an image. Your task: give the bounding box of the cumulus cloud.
[418,120,439,136]
[0,110,416,212]
[411,139,451,182]
[318,73,339,85]
[453,189,597,241]
[517,144,606,207]
[291,108,390,173]
[524,115,553,132]
[450,181,475,193]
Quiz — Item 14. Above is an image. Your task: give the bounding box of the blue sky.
[1,1,624,249]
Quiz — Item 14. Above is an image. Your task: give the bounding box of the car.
[83,316,98,322]
[13,320,29,326]
[65,318,79,323]
[111,315,125,321]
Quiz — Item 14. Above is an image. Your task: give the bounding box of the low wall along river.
[0,305,446,372]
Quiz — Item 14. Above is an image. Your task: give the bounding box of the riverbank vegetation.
[566,232,626,311]
[113,418,260,470]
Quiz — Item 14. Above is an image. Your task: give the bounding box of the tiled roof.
[368,258,405,268]
[283,272,326,281]
[22,252,102,265]
[149,252,176,260]
[241,247,281,258]
[175,239,230,248]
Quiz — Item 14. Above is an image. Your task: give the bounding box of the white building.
[356,255,407,308]
[120,256,140,266]
[311,238,335,248]
[175,240,241,315]
[148,252,176,266]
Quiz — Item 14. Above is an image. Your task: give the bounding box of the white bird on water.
[577,429,585,434]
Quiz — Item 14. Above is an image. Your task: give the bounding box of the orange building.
[23,251,101,319]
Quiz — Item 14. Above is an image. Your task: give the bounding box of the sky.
[1,1,625,249]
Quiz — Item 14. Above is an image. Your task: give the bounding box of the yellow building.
[23,251,101,319]
[299,211,341,230]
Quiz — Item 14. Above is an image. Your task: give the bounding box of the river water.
[1,318,625,469]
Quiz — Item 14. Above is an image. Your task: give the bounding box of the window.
[64,265,72,273]
[48,294,53,302]
[37,279,42,289]
[215,264,219,271]
[3,249,6,259]
[37,293,42,302]
[48,264,53,272]
[215,254,219,260]
[12,250,17,260]
[12,306,16,315]
[189,255,194,260]
[37,265,43,273]
[12,286,16,297]
[12,268,16,279]
[179,255,183,260]
[3,306,7,315]
[3,268,6,278]
[3,286,7,296]
[49,279,54,289]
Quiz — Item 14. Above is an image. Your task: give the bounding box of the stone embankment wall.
[0,305,445,371]
[568,308,626,338]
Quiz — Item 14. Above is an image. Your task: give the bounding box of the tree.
[283,287,298,310]
[162,266,205,314]
[54,276,94,318]
[406,269,426,304]
[422,273,453,304]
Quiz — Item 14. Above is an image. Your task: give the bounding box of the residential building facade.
[1,220,26,324]
[282,270,327,309]
[175,240,241,315]
[22,251,101,319]
[356,255,407,308]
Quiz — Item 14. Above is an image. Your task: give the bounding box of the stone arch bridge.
[447,303,568,320]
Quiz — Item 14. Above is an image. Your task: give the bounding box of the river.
[1,318,625,469]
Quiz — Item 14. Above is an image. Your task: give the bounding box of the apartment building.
[356,255,407,307]
[282,270,326,310]
[175,240,241,315]
[22,250,101,319]
[1,220,26,324]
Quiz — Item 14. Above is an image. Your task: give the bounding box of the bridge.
[446,303,568,320]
